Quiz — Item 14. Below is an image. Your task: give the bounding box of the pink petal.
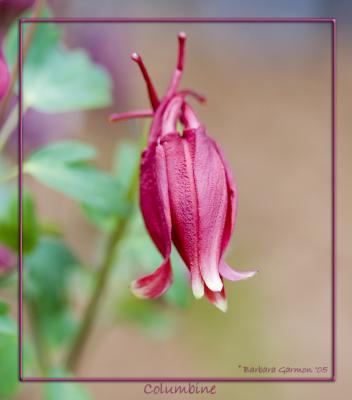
[190,128,228,292]
[204,285,227,313]
[136,142,173,298]
[161,131,205,298]
[162,128,227,294]
[0,47,10,101]
[131,259,172,299]
[219,261,257,281]
[210,138,237,255]
[140,143,172,257]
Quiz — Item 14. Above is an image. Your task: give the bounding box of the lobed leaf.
[4,11,113,113]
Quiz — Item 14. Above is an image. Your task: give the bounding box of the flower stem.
[0,105,18,152]
[65,160,140,372]
[27,300,51,375]
[0,0,45,124]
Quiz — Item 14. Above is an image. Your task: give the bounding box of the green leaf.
[113,141,140,193]
[25,162,127,216]
[0,299,10,315]
[24,237,78,347]
[0,187,39,253]
[81,141,140,230]
[25,141,127,216]
[80,204,116,232]
[28,140,97,165]
[4,11,112,113]
[44,370,92,400]
[25,47,112,112]
[4,11,60,70]
[0,314,16,336]
[0,314,19,398]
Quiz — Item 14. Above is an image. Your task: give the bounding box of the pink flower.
[0,0,35,101]
[0,43,10,101]
[0,244,16,276]
[110,33,256,311]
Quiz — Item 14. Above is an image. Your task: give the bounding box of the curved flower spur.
[110,33,257,312]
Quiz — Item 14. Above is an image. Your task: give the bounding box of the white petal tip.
[130,282,148,299]
[214,298,227,313]
[205,279,223,292]
[243,270,258,279]
[193,286,204,299]
[192,278,204,299]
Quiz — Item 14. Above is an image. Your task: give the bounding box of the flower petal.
[140,142,172,258]
[162,128,227,293]
[136,142,173,298]
[0,47,10,101]
[219,261,257,281]
[131,258,172,299]
[190,128,228,292]
[210,137,237,255]
[161,132,205,298]
[204,285,227,313]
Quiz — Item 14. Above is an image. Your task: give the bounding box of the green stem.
[0,105,19,153]
[65,162,139,372]
[27,301,51,375]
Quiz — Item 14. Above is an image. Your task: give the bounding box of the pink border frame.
[18,18,336,383]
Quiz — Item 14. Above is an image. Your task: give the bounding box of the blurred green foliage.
[0,301,19,398]
[25,140,127,217]
[0,186,39,253]
[24,237,79,348]
[81,140,140,231]
[43,369,92,400]
[4,11,112,112]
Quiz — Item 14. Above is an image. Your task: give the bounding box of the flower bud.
[110,33,257,311]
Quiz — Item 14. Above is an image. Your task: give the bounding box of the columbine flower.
[0,244,16,276]
[0,44,10,100]
[110,33,256,311]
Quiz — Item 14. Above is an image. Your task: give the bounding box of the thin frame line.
[21,17,335,23]
[18,18,24,381]
[18,17,336,383]
[331,19,337,382]
[21,377,335,383]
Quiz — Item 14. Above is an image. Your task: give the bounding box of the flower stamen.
[109,109,153,123]
[131,52,159,110]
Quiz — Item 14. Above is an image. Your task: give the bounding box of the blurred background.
[1,0,350,399]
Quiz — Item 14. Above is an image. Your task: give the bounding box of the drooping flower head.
[110,33,256,311]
